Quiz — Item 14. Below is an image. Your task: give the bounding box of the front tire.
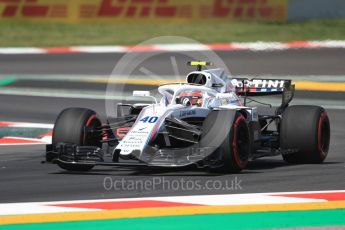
[214,113,251,173]
[280,105,330,164]
[52,108,102,171]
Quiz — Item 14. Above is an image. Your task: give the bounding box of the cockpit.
[175,90,203,106]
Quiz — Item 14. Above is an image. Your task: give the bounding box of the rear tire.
[52,108,102,171]
[280,105,330,164]
[214,113,251,173]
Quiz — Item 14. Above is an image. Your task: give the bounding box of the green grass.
[0,19,345,47]
[3,209,345,230]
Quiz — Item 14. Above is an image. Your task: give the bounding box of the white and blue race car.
[46,61,330,173]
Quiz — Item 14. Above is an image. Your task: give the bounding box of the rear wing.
[231,78,291,96]
[231,78,295,111]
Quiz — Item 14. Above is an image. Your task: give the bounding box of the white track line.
[1,40,345,54]
[0,121,53,129]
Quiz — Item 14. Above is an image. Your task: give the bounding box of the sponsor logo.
[179,110,196,117]
[0,0,287,21]
[0,0,67,18]
[232,79,285,89]
[98,0,177,18]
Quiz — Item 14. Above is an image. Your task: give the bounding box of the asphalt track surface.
[1,49,345,75]
[0,49,344,203]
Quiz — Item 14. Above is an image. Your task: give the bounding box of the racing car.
[45,61,331,173]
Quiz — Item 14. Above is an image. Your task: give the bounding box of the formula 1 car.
[45,61,330,173]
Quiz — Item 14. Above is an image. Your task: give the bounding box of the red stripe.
[85,115,96,126]
[231,115,247,168]
[317,113,323,152]
[272,192,345,201]
[116,127,129,138]
[0,122,12,127]
[148,110,171,143]
[286,41,311,49]
[38,131,53,138]
[207,44,242,51]
[149,121,160,143]
[44,47,74,54]
[127,45,158,52]
[50,200,200,210]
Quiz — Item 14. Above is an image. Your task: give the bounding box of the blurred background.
[0,0,344,47]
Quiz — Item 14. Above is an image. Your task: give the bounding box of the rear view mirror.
[132,91,157,104]
[133,91,150,97]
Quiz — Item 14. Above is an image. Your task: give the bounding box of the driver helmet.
[176,91,203,106]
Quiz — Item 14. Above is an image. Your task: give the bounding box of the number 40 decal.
[140,116,158,123]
